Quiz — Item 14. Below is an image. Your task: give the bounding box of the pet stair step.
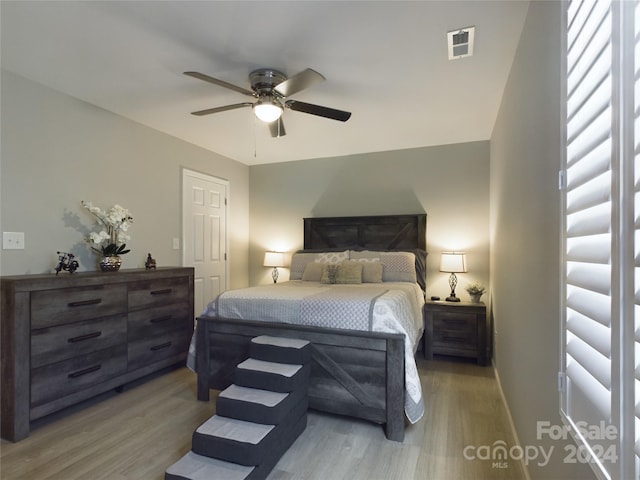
[165,451,254,480]
[250,335,311,365]
[217,384,308,425]
[234,358,310,393]
[192,411,307,467]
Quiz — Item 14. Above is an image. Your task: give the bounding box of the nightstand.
[424,301,489,366]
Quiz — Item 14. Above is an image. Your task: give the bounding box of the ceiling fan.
[184,68,351,138]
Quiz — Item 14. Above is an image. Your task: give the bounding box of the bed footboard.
[195,316,406,441]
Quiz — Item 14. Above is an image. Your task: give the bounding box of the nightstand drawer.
[31,284,127,329]
[433,327,476,349]
[31,314,127,369]
[433,312,476,334]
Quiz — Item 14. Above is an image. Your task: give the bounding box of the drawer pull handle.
[150,289,172,296]
[68,298,102,307]
[442,336,468,343]
[68,364,101,378]
[150,341,172,351]
[150,315,173,324]
[68,331,102,343]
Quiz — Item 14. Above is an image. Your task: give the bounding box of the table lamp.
[263,251,285,283]
[440,252,467,302]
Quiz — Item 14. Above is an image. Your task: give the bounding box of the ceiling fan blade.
[191,102,253,116]
[184,71,256,97]
[285,100,351,122]
[274,68,325,97]
[268,117,286,138]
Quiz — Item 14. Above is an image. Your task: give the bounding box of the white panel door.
[182,169,227,316]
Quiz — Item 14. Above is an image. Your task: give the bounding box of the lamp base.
[446,295,461,302]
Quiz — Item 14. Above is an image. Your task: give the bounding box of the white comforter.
[192,280,425,424]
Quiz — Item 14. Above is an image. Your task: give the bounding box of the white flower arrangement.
[82,201,133,256]
[465,282,486,296]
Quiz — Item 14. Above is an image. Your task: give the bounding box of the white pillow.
[290,253,320,280]
[380,252,416,283]
[314,251,349,264]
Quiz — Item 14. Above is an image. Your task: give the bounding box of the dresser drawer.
[31,345,127,407]
[128,277,189,310]
[31,314,127,369]
[127,331,191,371]
[31,284,127,329]
[128,302,191,340]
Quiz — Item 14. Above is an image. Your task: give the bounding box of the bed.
[192,214,427,441]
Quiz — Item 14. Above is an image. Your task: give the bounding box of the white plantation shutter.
[563,0,614,423]
[562,1,640,479]
[634,1,640,474]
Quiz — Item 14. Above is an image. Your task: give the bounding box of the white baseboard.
[492,359,532,480]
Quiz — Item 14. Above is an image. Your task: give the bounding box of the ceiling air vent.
[447,26,475,60]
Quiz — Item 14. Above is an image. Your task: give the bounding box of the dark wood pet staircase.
[165,335,311,480]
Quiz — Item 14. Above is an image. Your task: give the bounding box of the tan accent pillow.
[361,261,383,283]
[302,262,324,281]
[320,261,363,284]
[337,261,363,284]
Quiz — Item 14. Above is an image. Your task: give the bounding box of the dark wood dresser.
[424,301,489,366]
[1,267,194,442]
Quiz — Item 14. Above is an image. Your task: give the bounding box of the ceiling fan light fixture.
[253,99,283,123]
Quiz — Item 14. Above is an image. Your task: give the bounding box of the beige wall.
[490,2,594,479]
[0,70,250,289]
[248,141,490,299]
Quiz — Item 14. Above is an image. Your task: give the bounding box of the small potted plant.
[466,282,486,303]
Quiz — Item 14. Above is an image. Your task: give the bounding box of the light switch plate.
[172,238,180,249]
[3,232,25,249]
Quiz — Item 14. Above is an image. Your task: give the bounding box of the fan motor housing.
[249,69,287,96]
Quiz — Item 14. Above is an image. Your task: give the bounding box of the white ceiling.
[1,1,529,166]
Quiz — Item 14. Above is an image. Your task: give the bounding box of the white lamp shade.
[440,252,467,273]
[263,251,285,267]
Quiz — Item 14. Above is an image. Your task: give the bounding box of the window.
[560,1,638,479]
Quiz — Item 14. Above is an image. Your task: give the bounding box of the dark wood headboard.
[303,214,427,292]
[303,214,426,251]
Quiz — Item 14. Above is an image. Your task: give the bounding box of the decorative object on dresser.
[1,267,194,442]
[81,201,133,272]
[54,251,79,275]
[439,251,467,302]
[423,301,489,366]
[465,282,486,303]
[145,253,157,270]
[263,251,285,283]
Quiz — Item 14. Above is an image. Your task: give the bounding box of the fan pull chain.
[253,116,258,158]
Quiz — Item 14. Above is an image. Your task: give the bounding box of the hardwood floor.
[1,358,527,480]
